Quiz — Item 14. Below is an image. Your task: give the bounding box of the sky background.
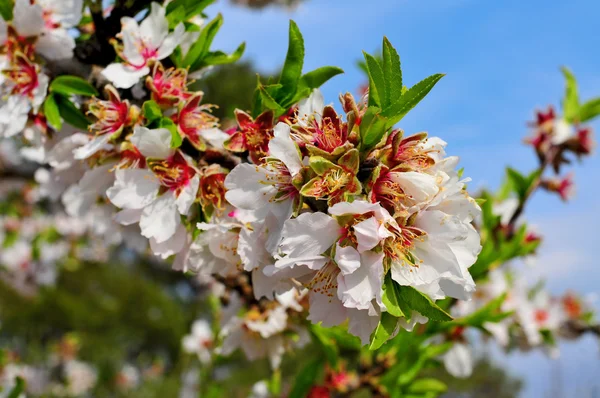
[207,0,600,396]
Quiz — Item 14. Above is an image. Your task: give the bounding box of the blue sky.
[207,0,600,396]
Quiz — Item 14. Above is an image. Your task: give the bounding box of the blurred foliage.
[196,62,278,122]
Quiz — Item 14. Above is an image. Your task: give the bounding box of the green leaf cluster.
[561,67,600,123]
[251,21,343,117]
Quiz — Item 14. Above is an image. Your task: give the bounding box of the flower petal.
[139,191,179,243]
[106,168,160,209]
[130,126,173,159]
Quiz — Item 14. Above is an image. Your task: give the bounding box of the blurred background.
[2,0,599,396]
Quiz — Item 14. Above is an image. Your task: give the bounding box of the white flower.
[107,126,199,244]
[62,360,97,396]
[102,3,185,88]
[182,320,214,364]
[443,343,473,379]
[225,122,302,226]
[297,88,325,128]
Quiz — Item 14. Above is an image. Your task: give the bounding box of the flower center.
[3,54,39,98]
[149,152,194,193]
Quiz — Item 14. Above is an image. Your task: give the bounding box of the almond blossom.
[107,126,199,245]
[102,2,185,89]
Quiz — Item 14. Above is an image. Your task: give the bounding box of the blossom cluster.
[0,0,598,396]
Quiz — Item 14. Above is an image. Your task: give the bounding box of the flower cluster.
[225,89,481,343]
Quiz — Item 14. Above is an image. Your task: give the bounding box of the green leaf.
[308,156,337,175]
[201,42,246,67]
[363,51,386,107]
[578,97,600,122]
[55,95,90,130]
[268,369,282,395]
[166,0,215,21]
[300,66,344,90]
[310,324,339,366]
[50,75,99,97]
[561,66,579,123]
[258,85,286,116]
[7,376,25,398]
[278,20,305,102]
[382,73,445,129]
[398,286,452,322]
[166,5,186,28]
[505,167,539,200]
[142,100,163,122]
[382,275,405,318]
[407,378,447,394]
[369,311,398,350]
[44,94,62,130]
[288,358,324,398]
[159,118,181,148]
[458,293,507,327]
[0,0,13,21]
[360,106,388,149]
[382,37,402,108]
[182,14,223,69]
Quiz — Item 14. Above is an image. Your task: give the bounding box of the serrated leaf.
[55,95,90,129]
[201,42,246,67]
[258,85,286,116]
[44,94,62,130]
[561,66,579,123]
[288,358,324,398]
[369,311,398,350]
[382,275,405,318]
[578,97,600,122]
[382,37,402,108]
[300,66,344,90]
[399,286,452,322]
[364,51,386,107]
[278,20,305,102]
[182,14,223,69]
[360,106,388,149]
[50,75,99,97]
[142,100,162,122]
[382,73,445,129]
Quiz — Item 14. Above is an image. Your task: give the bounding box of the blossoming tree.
[0,0,598,396]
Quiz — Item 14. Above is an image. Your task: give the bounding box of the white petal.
[334,244,360,275]
[391,171,439,204]
[149,223,187,258]
[224,164,277,210]
[443,343,473,379]
[353,216,382,253]
[114,209,143,225]
[72,134,112,160]
[36,29,75,60]
[13,0,44,37]
[139,191,179,243]
[268,123,302,175]
[297,89,324,127]
[278,212,339,259]
[337,251,384,310]
[347,307,380,345]
[176,174,199,214]
[139,2,168,50]
[307,292,347,327]
[328,199,382,216]
[106,168,160,209]
[156,22,185,60]
[101,63,149,89]
[130,126,173,159]
[199,128,230,149]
